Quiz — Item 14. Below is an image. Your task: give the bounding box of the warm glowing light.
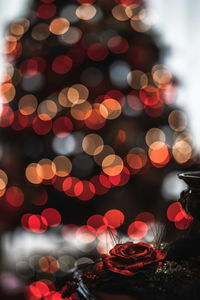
[11,18,30,35]
[112,5,130,21]
[37,159,56,180]
[152,64,172,88]
[4,35,17,54]
[37,100,57,121]
[130,19,150,32]
[148,142,169,165]
[70,101,92,120]
[39,256,60,274]
[100,98,121,120]
[82,133,104,155]
[1,63,14,82]
[76,4,96,21]
[67,84,89,105]
[102,154,124,176]
[145,128,166,146]
[0,83,16,103]
[25,163,43,184]
[18,94,38,115]
[127,70,148,89]
[84,103,106,130]
[53,156,72,177]
[168,110,187,132]
[94,145,115,166]
[126,147,147,171]
[32,23,50,41]
[0,188,6,197]
[49,18,70,35]
[172,140,192,164]
[0,169,8,190]
[58,87,74,108]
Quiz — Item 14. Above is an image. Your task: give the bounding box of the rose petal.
[101,242,166,276]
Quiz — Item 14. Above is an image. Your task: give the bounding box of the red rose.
[100,242,166,276]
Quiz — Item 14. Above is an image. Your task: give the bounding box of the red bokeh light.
[107,36,129,54]
[41,0,55,3]
[75,180,96,200]
[91,175,110,195]
[52,56,72,74]
[87,43,108,61]
[37,4,57,19]
[77,0,96,4]
[33,116,52,135]
[42,208,61,227]
[28,214,48,233]
[104,209,125,228]
[6,41,22,61]
[20,58,46,78]
[109,166,130,186]
[52,177,66,191]
[0,105,14,127]
[114,0,141,6]
[21,213,32,231]
[167,202,183,222]
[32,188,48,206]
[6,186,24,207]
[128,221,148,239]
[84,106,106,130]
[11,111,29,130]
[127,91,144,111]
[63,176,81,197]
[53,116,73,138]
[145,102,164,118]
[105,90,126,107]
[99,174,112,189]
[167,202,193,230]
[87,214,106,229]
[135,212,155,226]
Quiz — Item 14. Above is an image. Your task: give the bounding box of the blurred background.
[0,0,199,299]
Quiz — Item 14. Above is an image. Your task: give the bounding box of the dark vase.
[179,171,200,220]
[164,171,200,261]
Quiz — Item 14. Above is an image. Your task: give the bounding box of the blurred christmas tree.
[0,0,197,262]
